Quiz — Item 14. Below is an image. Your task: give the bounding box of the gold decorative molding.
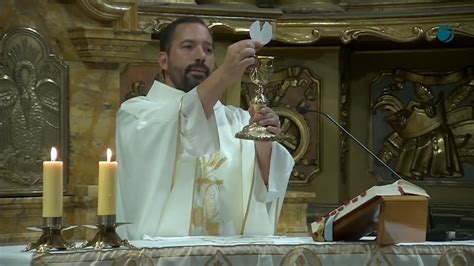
[138,2,282,19]
[208,21,250,35]
[137,2,281,35]
[68,27,150,63]
[341,26,424,43]
[278,0,343,14]
[138,16,260,37]
[138,17,170,34]
[273,107,310,163]
[77,0,137,29]
[342,23,474,44]
[275,25,321,44]
[136,2,474,44]
[196,0,255,4]
[279,18,474,44]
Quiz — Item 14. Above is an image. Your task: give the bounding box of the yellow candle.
[97,148,118,215]
[42,147,63,217]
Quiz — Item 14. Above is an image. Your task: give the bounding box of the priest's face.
[159,23,216,92]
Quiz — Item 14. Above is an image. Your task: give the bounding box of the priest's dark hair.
[159,16,214,54]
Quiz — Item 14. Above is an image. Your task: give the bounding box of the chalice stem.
[235,55,279,141]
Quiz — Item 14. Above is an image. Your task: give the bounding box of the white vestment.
[116,81,294,240]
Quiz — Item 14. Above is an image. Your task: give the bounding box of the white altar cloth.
[1,236,473,265]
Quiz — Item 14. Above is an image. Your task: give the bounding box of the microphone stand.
[298,107,405,181]
[300,108,460,242]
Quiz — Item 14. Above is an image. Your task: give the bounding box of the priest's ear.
[159,51,169,71]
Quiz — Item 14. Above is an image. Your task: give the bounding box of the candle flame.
[107,148,112,162]
[51,147,57,161]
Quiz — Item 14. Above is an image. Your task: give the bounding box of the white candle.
[97,148,118,215]
[42,147,63,217]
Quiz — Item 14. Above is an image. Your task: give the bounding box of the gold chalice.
[235,55,279,141]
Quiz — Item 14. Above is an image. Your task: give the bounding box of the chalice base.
[235,123,279,141]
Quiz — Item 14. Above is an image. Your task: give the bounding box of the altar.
[1,1,474,265]
[1,236,473,265]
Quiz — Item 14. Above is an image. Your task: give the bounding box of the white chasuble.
[116,81,294,240]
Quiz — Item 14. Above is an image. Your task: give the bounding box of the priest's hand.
[219,39,263,85]
[250,107,281,135]
[197,39,262,118]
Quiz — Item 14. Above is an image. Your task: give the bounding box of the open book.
[311,179,429,237]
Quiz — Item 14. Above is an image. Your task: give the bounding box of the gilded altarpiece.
[0,28,69,195]
[371,68,474,184]
[349,48,474,215]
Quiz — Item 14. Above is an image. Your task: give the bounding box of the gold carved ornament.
[341,26,424,43]
[372,68,474,180]
[341,24,474,44]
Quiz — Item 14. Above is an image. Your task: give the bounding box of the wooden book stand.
[333,195,428,245]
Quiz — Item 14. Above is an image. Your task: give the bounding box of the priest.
[116,16,294,239]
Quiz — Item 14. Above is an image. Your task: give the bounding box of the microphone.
[296,107,405,181]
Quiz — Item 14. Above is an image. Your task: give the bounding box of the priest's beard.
[169,62,210,93]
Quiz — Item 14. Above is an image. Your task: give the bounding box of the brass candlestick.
[236,55,280,141]
[24,217,76,252]
[81,215,133,250]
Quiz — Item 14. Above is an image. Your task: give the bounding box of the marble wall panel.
[68,62,120,189]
